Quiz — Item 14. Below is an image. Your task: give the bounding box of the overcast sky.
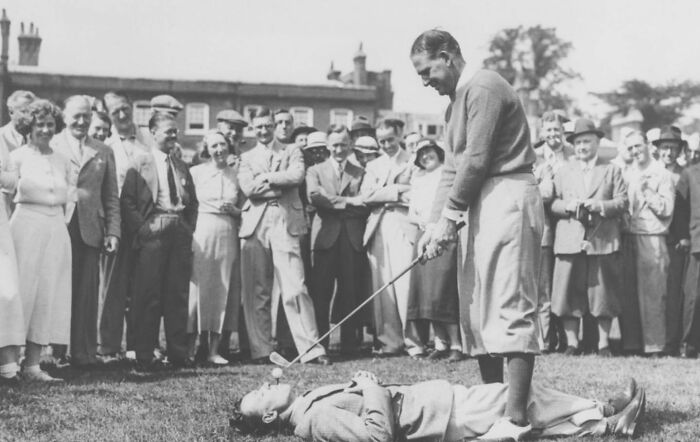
[4,0,700,116]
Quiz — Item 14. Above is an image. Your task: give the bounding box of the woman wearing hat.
[186,130,243,365]
[406,140,462,361]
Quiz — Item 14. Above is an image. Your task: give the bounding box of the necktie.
[166,156,178,206]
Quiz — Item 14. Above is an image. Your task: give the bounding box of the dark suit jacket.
[290,380,454,442]
[238,140,307,238]
[51,131,121,247]
[676,163,700,253]
[120,150,197,249]
[550,158,627,255]
[306,159,368,252]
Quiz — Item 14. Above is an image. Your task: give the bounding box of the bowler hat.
[150,95,183,113]
[291,125,317,142]
[652,125,687,149]
[414,139,445,168]
[353,136,380,154]
[350,116,375,136]
[216,109,248,127]
[566,118,605,143]
[304,131,328,150]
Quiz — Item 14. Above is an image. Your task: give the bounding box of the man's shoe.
[23,370,63,383]
[447,350,464,363]
[308,355,332,366]
[0,375,21,388]
[606,386,646,437]
[134,359,166,373]
[427,349,449,361]
[563,346,580,356]
[607,378,637,414]
[170,358,196,369]
[207,355,229,366]
[681,344,698,359]
[478,417,532,441]
[598,347,613,358]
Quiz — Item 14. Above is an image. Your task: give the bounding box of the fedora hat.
[652,125,687,148]
[353,136,380,154]
[414,139,445,168]
[566,118,605,143]
[350,116,375,136]
[304,131,328,150]
[291,125,317,142]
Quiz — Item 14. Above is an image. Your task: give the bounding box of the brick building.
[0,10,393,149]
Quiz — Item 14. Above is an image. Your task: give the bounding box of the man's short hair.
[92,110,112,126]
[63,95,92,110]
[326,124,350,137]
[7,90,37,109]
[375,119,399,135]
[540,110,569,125]
[410,29,462,58]
[149,112,176,131]
[274,108,291,117]
[104,91,132,108]
[624,130,648,144]
[252,106,272,120]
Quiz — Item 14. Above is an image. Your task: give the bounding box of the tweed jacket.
[360,149,414,247]
[51,131,121,247]
[120,150,197,249]
[306,158,368,252]
[238,140,307,238]
[550,157,627,255]
[290,380,454,442]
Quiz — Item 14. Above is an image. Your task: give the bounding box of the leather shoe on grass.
[447,350,464,363]
[427,349,448,361]
[606,385,646,437]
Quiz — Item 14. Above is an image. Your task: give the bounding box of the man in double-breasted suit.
[550,119,628,357]
[120,112,197,368]
[360,121,415,356]
[51,95,121,367]
[305,128,368,355]
[238,107,328,365]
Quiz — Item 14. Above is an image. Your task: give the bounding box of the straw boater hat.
[566,118,605,144]
[303,131,328,150]
[652,125,687,149]
[353,136,380,154]
[414,139,445,168]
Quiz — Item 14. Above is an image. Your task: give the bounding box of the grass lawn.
[1,353,699,441]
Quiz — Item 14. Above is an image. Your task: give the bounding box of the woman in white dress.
[187,131,242,365]
[10,99,72,382]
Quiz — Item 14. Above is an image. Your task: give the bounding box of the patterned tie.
[166,156,178,206]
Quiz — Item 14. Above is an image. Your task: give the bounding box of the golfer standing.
[412,29,544,440]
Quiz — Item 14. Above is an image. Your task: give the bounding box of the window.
[330,108,353,127]
[290,107,314,127]
[185,103,209,135]
[133,100,151,127]
[426,124,437,136]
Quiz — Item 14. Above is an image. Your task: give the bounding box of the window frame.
[329,108,354,128]
[185,102,210,135]
[290,106,314,127]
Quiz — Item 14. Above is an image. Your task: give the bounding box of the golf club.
[269,220,465,368]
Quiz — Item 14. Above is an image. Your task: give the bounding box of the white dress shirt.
[152,148,184,212]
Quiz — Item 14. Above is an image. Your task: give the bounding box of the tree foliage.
[483,25,579,111]
[594,79,700,131]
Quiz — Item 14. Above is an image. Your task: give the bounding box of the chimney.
[353,42,367,86]
[326,61,341,81]
[0,9,10,72]
[18,21,41,66]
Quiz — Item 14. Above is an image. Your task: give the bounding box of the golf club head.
[269,351,291,367]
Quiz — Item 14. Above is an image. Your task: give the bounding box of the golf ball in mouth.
[271,368,283,379]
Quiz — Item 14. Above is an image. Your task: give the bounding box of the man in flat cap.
[550,119,627,359]
[216,109,249,161]
[411,29,544,439]
[150,95,184,116]
[353,136,381,169]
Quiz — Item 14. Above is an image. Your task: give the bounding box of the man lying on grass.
[230,371,646,441]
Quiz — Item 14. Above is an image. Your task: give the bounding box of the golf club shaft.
[285,254,423,366]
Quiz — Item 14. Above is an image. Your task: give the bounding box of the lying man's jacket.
[289,380,453,442]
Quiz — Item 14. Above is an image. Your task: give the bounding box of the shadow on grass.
[45,364,211,386]
[642,407,694,432]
